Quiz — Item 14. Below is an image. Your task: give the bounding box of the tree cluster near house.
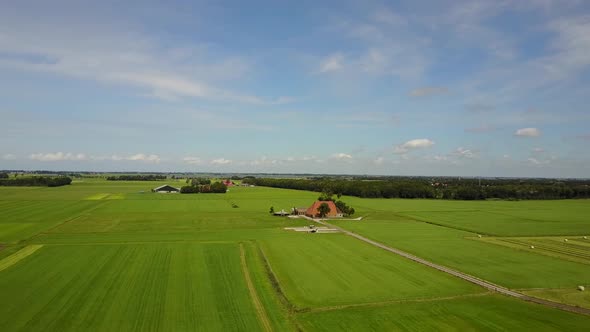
[106,175,167,181]
[187,177,211,186]
[243,177,590,200]
[0,176,72,187]
[316,191,355,216]
[180,181,227,194]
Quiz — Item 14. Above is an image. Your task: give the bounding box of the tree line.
[106,175,167,181]
[0,176,72,187]
[180,181,227,194]
[242,177,590,200]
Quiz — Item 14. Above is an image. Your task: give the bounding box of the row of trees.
[180,182,227,194]
[106,175,167,181]
[243,177,590,200]
[0,172,8,179]
[0,176,72,187]
[186,178,212,185]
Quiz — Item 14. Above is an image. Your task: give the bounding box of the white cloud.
[29,152,162,163]
[0,9,292,105]
[126,154,160,163]
[374,157,385,165]
[532,147,545,153]
[183,156,202,165]
[211,158,232,165]
[250,156,281,166]
[2,154,16,160]
[433,155,449,161]
[319,54,344,73]
[514,127,542,137]
[394,138,435,154]
[409,87,448,97]
[452,147,477,159]
[29,152,87,162]
[331,153,353,160]
[528,157,549,165]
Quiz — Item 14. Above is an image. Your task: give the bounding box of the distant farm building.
[305,201,343,218]
[292,207,308,216]
[273,209,289,216]
[223,179,235,187]
[153,184,180,193]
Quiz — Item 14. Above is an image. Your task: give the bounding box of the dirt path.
[315,219,590,316]
[240,243,273,332]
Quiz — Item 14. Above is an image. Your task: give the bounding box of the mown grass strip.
[306,292,491,313]
[240,243,273,332]
[0,245,43,272]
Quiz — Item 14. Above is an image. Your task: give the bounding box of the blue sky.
[1,0,589,177]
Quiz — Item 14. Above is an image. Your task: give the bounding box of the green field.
[0,179,589,331]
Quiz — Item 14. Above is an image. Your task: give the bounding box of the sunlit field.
[0,179,589,331]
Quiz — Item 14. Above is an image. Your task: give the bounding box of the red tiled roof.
[305,201,341,217]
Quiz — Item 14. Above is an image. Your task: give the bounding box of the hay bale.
[564,239,569,242]
[584,236,588,240]
[578,285,585,291]
[530,245,535,249]
[477,234,482,238]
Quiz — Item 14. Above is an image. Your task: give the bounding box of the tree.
[210,182,227,193]
[180,186,199,194]
[317,203,331,218]
[0,172,8,179]
[269,206,275,214]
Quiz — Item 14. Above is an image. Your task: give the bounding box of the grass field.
[1,179,589,330]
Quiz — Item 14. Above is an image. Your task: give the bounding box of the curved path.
[315,219,590,316]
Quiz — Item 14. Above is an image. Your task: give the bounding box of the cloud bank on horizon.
[0,0,589,177]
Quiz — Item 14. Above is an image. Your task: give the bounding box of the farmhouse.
[223,179,234,187]
[153,184,180,193]
[305,201,343,218]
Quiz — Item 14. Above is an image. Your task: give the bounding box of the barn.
[305,201,343,218]
[153,184,180,193]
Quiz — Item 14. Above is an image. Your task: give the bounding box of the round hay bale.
[584,236,588,240]
[477,234,482,238]
[564,239,568,242]
[530,245,535,249]
[578,285,585,291]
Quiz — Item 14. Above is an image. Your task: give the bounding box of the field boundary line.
[305,292,491,313]
[39,240,237,246]
[23,200,111,244]
[393,211,489,235]
[316,219,590,317]
[256,244,306,332]
[240,243,273,332]
[0,245,43,273]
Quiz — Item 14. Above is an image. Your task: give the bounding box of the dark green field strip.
[0,243,262,331]
[296,294,590,331]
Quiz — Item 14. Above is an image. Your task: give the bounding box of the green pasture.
[0,180,590,331]
[298,294,590,331]
[336,217,590,289]
[260,233,483,308]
